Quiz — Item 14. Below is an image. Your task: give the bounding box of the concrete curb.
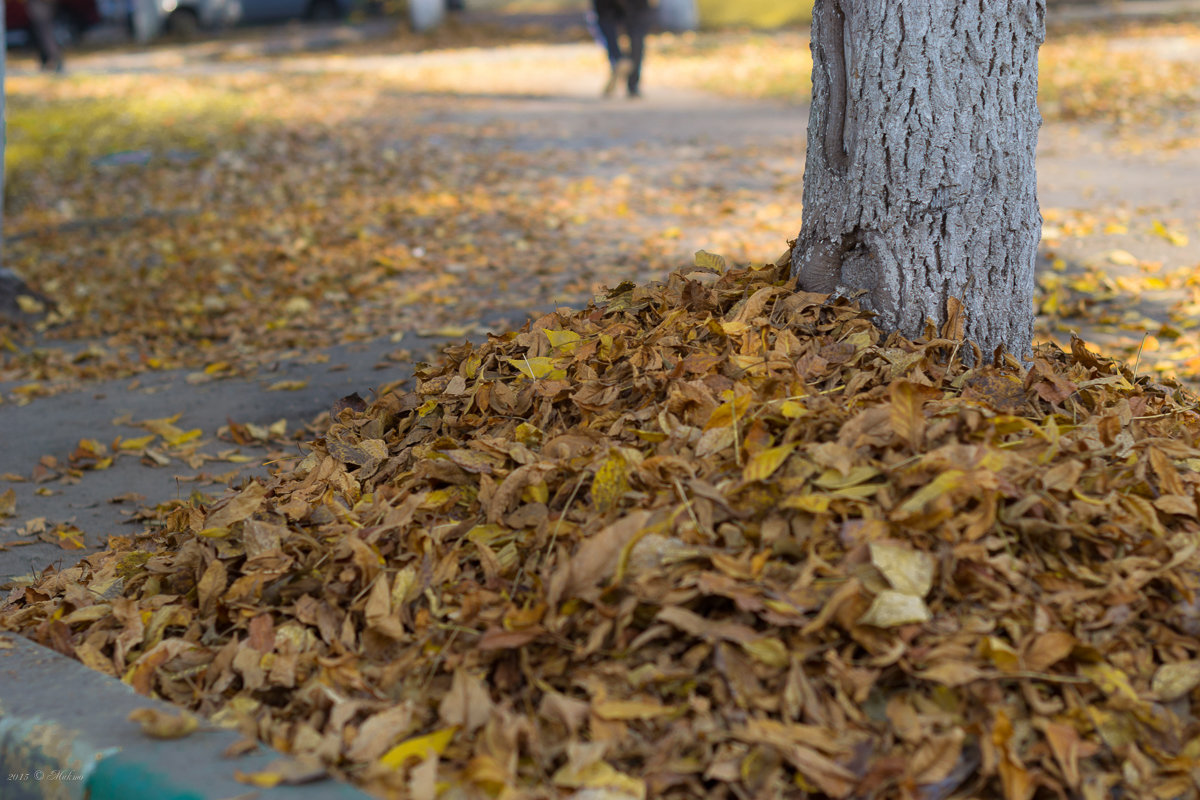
[0,633,370,800]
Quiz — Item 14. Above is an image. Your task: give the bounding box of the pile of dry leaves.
[5,254,1200,799]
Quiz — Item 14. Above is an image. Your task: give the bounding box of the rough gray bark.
[793,0,1045,360]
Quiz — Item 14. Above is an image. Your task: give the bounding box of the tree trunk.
[793,0,1045,360]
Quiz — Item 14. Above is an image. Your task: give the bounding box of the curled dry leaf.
[127,707,199,740]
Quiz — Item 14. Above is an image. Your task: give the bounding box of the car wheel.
[306,0,341,21]
[166,7,201,38]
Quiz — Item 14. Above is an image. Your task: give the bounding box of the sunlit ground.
[4,16,1200,403]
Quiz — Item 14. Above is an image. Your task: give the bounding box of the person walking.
[26,0,65,73]
[592,0,651,98]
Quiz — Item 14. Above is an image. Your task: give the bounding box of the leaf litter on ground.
[4,251,1200,799]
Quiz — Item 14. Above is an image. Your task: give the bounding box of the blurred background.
[3,0,1200,399]
[4,0,814,49]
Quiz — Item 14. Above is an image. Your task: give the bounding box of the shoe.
[603,68,619,97]
[603,59,632,97]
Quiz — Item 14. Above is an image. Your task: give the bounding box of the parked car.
[5,0,102,47]
[129,0,349,40]
[136,0,237,39]
[235,0,350,24]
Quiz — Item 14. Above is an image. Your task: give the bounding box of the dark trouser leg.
[624,0,650,93]
[592,0,623,65]
[27,0,63,70]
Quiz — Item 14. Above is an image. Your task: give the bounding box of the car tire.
[166,7,201,38]
[306,0,341,21]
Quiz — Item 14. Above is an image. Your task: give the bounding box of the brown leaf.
[128,707,199,740]
[205,482,266,530]
[437,669,494,733]
[197,558,227,617]
[1023,631,1076,672]
[477,626,544,651]
[555,510,653,603]
[889,381,927,448]
[346,704,414,762]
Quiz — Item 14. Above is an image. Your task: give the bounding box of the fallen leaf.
[127,707,199,739]
[857,590,932,628]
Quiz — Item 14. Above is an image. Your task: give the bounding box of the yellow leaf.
[266,379,309,392]
[506,356,564,380]
[419,488,459,510]
[832,484,878,499]
[142,418,203,447]
[1152,661,1200,701]
[1086,706,1137,749]
[705,393,751,430]
[1106,249,1139,266]
[283,296,312,315]
[857,590,931,628]
[553,760,646,799]
[523,480,550,505]
[898,470,965,514]
[379,727,457,769]
[593,699,675,720]
[741,637,789,668]
[234,770,283,788]
[779,400,808,419]
[15,295,44,314]
[694,250,727,272]
[980,636,1021,673]
[743,443,795,482]
[420,324,475,338]
[0,489,15,518]
[514,422,542,445]
[781,493,832,513]
[544,329,582,353]
[117,435,157,451]
[1153,220,1188,247]
[869,542,934,598]
[1079,662,1141,704]
[53,525,85,550]
[813,466,878,489]
[591,452,630,512]
[168,429,202,446]
[204,361,231,375]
